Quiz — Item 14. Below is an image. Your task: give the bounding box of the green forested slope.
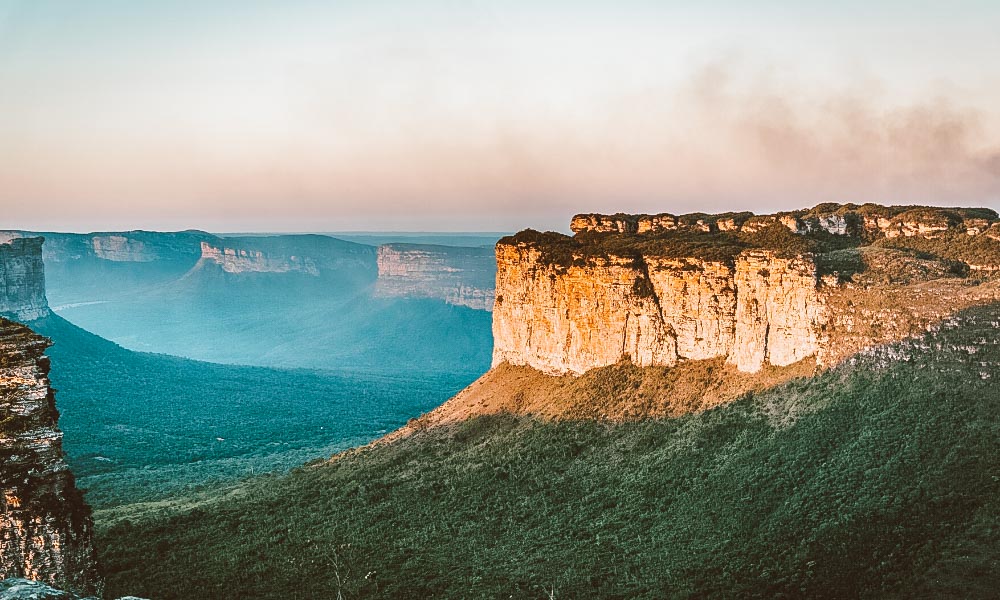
[99,305,1000,599]
[30,315,474,510]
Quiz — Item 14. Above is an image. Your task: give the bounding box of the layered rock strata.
[492,244,825,375]
[0,239,50,321]
[89,236,157,262]
[494,204,1000,376]
[375,244,496,311]
[0,319,100,594]
[0,231,210,266]
[199,241,321,276]
[570,204,998,239]
[197,237,377,278]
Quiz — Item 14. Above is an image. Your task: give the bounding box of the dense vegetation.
[876,231,1000,270]
[504,224,839,268]
[32,315,477,510]
[98,304,1000,599]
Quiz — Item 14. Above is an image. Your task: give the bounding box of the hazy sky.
[2,0,1000,232]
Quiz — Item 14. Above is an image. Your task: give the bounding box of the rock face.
[196,236,377,279]
[375,244,496,311]
[0,231,209,266]
[199,241,321,276]
[570,204,997,239]
[492,244,825,375]
[494,204,1000,376]
[89,236,157,262]
[0,239,50,322]
[729,251,824,372]
[0,578,144,600]
[0,319,100,595]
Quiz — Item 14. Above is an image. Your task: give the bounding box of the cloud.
[647,58,1000,210]
[2,54,999,231]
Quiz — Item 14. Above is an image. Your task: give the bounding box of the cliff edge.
[493,203,1000,377]
[390,203,1000,432]
[0,238,50,322]
[0,237,99,595]
[375,243,496,311]
[0,318,100,594]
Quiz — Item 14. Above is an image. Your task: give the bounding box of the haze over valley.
[0,229,499,510]
[3,1,1000,599]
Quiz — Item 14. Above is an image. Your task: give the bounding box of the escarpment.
[493,203,1000,377]
[0,318,100,594]
[375,244,496,310]
[196,236,377,277]
[199,241,322,276]
[492,242,827,375]
[0,239,50,322]
[89,235,158,262]
[569,203,997,238]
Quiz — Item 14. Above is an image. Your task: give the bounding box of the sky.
[1,0,1000,232]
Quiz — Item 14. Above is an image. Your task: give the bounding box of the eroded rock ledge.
[0,319,100,595]
[570,203,998,239]
[375,244,496,311]
[494,203,1000,376]
[0,239,50,322]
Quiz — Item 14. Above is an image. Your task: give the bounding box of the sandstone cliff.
[493,204,1000,377]
[379,204,1000,437]
[199,241,321,275]
[0,318,100,595]
[569,203,996,239]
[88,236,158,262]
[0,230,210,266]
[196,236,377,278]
[375,244,496,311]
[0,239,50,322]
[492,242,826,375]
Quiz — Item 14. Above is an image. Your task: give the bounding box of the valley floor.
[31,314,480,511]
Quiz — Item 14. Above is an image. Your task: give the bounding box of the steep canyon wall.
[494,204,1000,376]
[0,238,50,322]
[375,244,496,311]
[492,245,826,375]
[0,319,100,594]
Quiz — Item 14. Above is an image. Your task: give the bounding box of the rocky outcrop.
[570,204,998,240]
[494,204,1000,377]
[89,236,157,262]
[196,236,378,279]
[0,239,50,322]
[375,244,496,311]
[0,231,210,266]
[0,319,100,595]
[0,578,144,600]
[729,251,824,372]
[199,241,321,276]
[492,243,826,375]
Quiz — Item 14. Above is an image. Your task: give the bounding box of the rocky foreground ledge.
[0,319,99,595]
[0,578,146,600]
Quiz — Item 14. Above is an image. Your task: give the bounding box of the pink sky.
[1,1,999,231]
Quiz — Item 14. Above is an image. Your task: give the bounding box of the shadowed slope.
[98,303,1000,599]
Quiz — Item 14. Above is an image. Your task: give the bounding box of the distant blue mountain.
[4,230,494,374]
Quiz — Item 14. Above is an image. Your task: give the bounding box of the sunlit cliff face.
[0,318,100,594]
[492,204,1000,376]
